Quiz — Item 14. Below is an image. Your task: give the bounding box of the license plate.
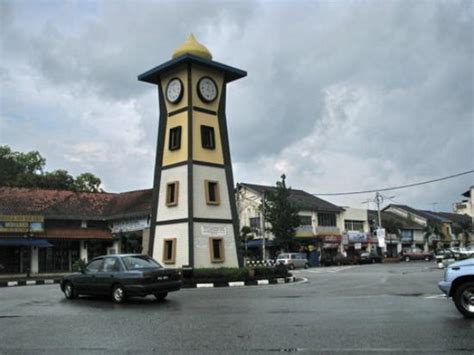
[157,276,169,281]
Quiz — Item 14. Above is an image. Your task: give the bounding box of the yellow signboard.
[0,215,44,234]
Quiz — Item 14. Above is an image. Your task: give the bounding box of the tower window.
[169,126,182,151]
[209,238,225,263]
[163,238,176,264]
[166,181,179,207]
[201,125,215,149]
[205,180,220,205]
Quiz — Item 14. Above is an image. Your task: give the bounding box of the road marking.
[424,294,446,299]
[295,266,355,274]
[26,281,36,285]
[7,282,18,287]
[257,280,269,285]
[44,280,54,284]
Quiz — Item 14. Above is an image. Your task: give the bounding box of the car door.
[77,258,104,294]
[95,257,121,295]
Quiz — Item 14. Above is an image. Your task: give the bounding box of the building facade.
[0,187,152,275]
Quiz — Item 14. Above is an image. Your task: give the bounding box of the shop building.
[0,187,152,275]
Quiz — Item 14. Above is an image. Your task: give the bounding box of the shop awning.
[246,239,274,248]
[0,238,53,247]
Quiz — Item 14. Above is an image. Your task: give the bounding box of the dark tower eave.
[138,54,247,85]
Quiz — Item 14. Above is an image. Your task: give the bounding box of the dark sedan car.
[60,254,182,303]
[358,251,383,264]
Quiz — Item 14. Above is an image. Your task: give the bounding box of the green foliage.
[0,145,103,192]
[262,174,300,251]
[383,217,403,234]
[72,258,87,272]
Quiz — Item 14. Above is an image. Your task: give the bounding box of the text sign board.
[0,215,44,234]
[376,228,386,248]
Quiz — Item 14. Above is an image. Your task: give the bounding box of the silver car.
[276,253,309,270]
[438,257,474,318]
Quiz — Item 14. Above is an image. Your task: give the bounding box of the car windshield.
[121,256,162,270]
[277,254,289,259]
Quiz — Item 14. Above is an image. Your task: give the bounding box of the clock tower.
[138,35,246,268]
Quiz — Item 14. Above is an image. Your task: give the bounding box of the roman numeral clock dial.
[197,77,218,103]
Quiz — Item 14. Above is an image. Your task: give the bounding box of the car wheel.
[424,256,431,262]
[154,292,168,301]
[453,281,474,318]
[404,256,410,262]
[289,264,295,270]
[63,282,77,300]
[304,263,309,269]
[112,284,126,304]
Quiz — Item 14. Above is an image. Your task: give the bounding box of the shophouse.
[0,187,152,275]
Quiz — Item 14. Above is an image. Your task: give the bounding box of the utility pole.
[375,192,383,229]
[261,191,266,261]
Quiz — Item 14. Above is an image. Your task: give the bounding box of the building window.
[205,180,220,205]
[169,126,182,151]
[344,220,364,232]
[201,125,215,149]
[249,217,260,230]
[166,181,179,207]
[317,213,336,227]
[298,216,312,226]
[209,238,225,263]
[162,238,176,264]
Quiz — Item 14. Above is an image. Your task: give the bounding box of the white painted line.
[26,281,36,285]
[228,281,245,287]
[424,294,446,299]
[7,281,18,287]
[196,283,214,288]
[44,280,54,284]
[257,279,269,285]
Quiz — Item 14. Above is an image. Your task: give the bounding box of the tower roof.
[172,34,212,60]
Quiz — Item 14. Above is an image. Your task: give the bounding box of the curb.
[0,279,61,288]
[0,276,300,289]
[183,276,298,289]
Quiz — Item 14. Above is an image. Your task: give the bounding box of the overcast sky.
[0,0,473,212]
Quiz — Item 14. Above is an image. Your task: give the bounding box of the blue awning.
[246,239,274,248]
[0,239,53,248]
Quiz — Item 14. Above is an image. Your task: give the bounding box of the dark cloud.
[0,0,472,211]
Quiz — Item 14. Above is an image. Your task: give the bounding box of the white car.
[276,253,309,270]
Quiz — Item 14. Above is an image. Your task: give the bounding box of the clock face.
[166,78,183,104]
[197,77,218,103]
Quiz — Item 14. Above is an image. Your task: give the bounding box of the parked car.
[276,253,309,269]
[400,248,433,262]
[435,249,456,268]
[438,257,474,318]
[359,251,383,264]
[60,254,182,304]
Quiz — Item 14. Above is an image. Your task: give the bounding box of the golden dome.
[172,34,213,60]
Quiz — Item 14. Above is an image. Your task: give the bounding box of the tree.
[75,172,102,192]
[423,221,445,250]
[0,145,103,192]
[262,174,300,252]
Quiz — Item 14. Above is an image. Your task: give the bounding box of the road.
[0,262,473,354]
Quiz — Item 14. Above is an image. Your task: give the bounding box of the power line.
[312,169,474,196]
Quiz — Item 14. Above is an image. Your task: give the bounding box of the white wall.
[339,208,369,233]
[157,165,188,221]
[193,222,239,268]
[154,223,189,268]
[193,165,232,220]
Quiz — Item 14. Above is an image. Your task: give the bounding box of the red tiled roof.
[0,187,152,220]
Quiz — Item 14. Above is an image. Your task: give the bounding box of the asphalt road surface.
[1,262,473,354]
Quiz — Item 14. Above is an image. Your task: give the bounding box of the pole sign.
[376,228,386,248]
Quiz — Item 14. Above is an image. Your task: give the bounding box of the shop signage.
[0,215,44,234]
[376,228,386,248]
[321,235,341,243]
[355,243,362,250]
[346,231,368,243]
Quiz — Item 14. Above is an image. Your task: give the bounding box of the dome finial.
[172,34,213,60]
